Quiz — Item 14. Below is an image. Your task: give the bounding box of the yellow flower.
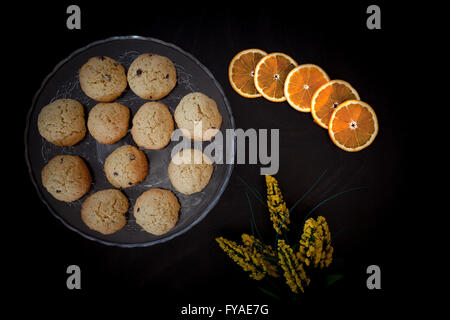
[317,216,333,268]
[265,175,290,234]
[241,234,279,278]
[216,236,279,280]
[297,216,333,269]
[277,239,310,294]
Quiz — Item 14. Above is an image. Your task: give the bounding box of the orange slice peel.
[311,79,360,129]
[284,64,330,112]
[328,100,378,152]
[254,52,298,102]
[228,49,268,98]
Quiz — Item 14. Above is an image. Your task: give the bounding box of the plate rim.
[24,35,236,248]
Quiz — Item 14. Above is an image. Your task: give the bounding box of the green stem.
[258,287,281,300]
[246,191,264,242]
[274,169,328,248]
[237,174,265,206]
[331,225,353,240]
[304,187,367,221]
[289,169,328,213]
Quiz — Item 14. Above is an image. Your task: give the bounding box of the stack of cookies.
[38,53,222,237]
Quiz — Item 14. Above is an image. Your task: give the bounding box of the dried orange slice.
[254,52,298,102]
[311,80,360,129]
[228,49,268,98]
[328,100,378,152]
[284,64,330,112]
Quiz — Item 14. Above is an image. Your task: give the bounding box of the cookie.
[41,155,91,202]
[37,99,86,146]
[134,188,180,235]
[79,56,127,102]
[81,189,129,235]
[131,102,174,150]
[104,145,148,188]
[87,102,130,144]
[174,92,222,141]
[127,53,177,100]
[168,148,213,195]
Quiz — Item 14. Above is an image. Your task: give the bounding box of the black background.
[9,0,417,316]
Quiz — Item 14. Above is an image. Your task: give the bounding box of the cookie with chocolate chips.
[79,56,127,102]
[168,148,213,195]
[127,53,177,100]
[41,155,92,202]
[134,188,180,235]
[37,98,86,146]
[104,145,148,188]
[87,102,130,144]
[174,92,222,141]
[131,102,174,150]
[81,189,129,235]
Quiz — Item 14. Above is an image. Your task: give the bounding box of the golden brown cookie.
[131,102,174,150]
[134,188,180,235]
[127,53,177,100]
[174,92,222,141]
[41,155,91,202]
[168,148,213,195]
[87,102,130,144]
[104,145,148,188]
[37,99,86,146]
[81,189,129,235]
[79,56,127,102]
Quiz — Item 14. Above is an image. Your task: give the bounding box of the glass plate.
[25,36,235,247]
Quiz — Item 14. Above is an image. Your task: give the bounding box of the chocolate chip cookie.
[81,189,129,235]
[131,102,174,150]
[127,53,177,100]
[134,188,180,235]
[79,56,127,102]
[87,102,130,144]
[174,92,222,141]
[41,155,92,202]
[104,145,148,188]
[37,98,86,146]
[168,148,213,195]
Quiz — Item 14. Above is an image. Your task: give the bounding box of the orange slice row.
[228,49,378,152]
[229,50,298,102]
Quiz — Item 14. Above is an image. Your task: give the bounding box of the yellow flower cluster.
[217,175,335,295]
[241,234,279,278]
[297,216,333,269]
[277,239,310,293]
[216,234,279,280]
[265,175,290,234]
